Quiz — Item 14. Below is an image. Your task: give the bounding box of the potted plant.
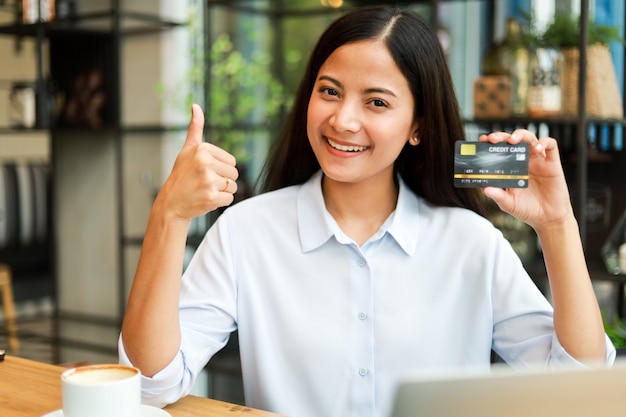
[541,13,622,49]
[157,11,292,235]
[511,10,566,117]
[541,13,624,119]
[158,22,290,167]
[205,33,289,166]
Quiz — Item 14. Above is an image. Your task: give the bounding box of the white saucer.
[41,404,171,417]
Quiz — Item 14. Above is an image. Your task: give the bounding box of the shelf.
[46,124,190,134]
[203,0,451,17]
[465,117,626,154]
[591,268,626,284]
[522,258,626,287]
[0,127,49,134]
[466,116,626,127]
[205,0,352,16]
[121,124,189,133]
[0,121,188,137]
[0,10,184,37]
[0,0,188,345]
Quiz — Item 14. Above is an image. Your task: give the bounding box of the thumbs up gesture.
[154,104,239,221]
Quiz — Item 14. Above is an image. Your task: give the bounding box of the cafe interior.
[1,0,626,414]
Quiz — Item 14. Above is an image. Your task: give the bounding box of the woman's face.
[307,40,418,187]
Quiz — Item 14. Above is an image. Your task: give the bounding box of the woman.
[119,5,614,417]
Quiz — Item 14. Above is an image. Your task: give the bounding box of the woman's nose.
[329,101,361,133]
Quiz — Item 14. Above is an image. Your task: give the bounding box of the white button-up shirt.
[119,170,615,417]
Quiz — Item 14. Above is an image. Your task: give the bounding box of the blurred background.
[0,0,625,404]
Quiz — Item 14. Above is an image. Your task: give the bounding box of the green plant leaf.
[542,12,624,48]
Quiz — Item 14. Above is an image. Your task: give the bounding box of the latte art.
[61,364,141,417]
[65,367,137,384]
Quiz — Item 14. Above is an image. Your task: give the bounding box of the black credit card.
[453,141,529,188]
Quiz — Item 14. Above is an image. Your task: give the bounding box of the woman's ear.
[408,121,420,146]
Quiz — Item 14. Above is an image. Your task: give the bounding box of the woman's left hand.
[482,131,609,363]
[480,129,574,232]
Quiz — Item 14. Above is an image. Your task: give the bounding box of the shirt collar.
[297,170,420,255]
[387,176,420,255]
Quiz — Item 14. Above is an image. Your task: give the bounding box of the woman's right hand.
[120,104,239,375]
[154,104,239,222]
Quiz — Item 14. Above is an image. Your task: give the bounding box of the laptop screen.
[390,361,626,417]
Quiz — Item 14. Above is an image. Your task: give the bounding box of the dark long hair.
[258,5,486,215]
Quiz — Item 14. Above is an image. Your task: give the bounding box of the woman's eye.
[371,99,387,108]
[319,87,339,96]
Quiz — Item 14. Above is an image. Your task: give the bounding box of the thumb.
[184,104,205,147]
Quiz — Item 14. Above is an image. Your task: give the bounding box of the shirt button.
[358,312,367,320]
[357,258,366,267]
[359,368,369,376]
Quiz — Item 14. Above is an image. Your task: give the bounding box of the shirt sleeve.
[547,333,616,366]
[118,335,191,408]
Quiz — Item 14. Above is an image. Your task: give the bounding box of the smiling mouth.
[327,138,369,152]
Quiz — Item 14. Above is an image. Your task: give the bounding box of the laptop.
[390,360,626,417]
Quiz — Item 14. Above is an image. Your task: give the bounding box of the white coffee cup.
[61,364,141,417]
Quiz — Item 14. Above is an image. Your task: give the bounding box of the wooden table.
[0,355,284,416]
